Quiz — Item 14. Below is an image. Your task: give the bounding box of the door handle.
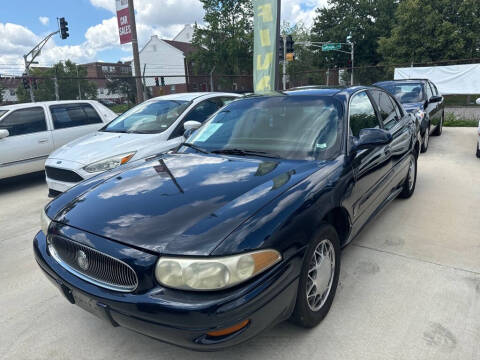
[38,139,48,144]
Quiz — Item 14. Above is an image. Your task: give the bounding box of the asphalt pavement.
[1,127,479,360]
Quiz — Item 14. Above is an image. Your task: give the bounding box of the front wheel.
[291,223,341,328]
[432,112,444,136]
[476,142,480,158]
[421,124,430,153]
[398,154,417,199]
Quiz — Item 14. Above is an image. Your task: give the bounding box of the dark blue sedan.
[34,86,420,350]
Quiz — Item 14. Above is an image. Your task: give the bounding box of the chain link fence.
[2,57,480,107]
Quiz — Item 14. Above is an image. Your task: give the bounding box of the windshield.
[103,100,190,133]
[378,82,425,103]
[186,95,343,160]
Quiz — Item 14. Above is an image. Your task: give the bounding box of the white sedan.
[45,92,241,196]
[0,100,117,180]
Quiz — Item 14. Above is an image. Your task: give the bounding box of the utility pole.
[128,0,144,104]
[23,58,35,102]
[350,42,354,86]
[54,67,59,101]
[76,65,81,100]
[282,35,287,90]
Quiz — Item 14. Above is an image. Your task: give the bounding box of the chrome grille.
[48,236,138,292]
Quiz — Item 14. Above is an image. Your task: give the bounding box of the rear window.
[378,82,425,103]
[50,103,102,129]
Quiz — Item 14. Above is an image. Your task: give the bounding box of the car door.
[49,103,105,149]
[347,90,392,229]
[0,106,53,179]
[424,82,440,129]
[167,97,224,146]
[370,89,412,192]
[429,81,443,127]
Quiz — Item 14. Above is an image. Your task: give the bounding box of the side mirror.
[353,128,392,151]
[0,129,9,139]
[429,95,443,103]
[183,120,201,138]
[476,98,480,105]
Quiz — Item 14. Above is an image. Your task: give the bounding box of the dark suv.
[374,79,444,153]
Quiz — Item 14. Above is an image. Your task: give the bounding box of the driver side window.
[349,92,379,137]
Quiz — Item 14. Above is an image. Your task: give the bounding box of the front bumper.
[45,158,91,193]
[33,229,302,350]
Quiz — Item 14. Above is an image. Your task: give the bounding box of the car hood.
[52,153,323,255]
[402,102,425,113]
[48,131,164,165]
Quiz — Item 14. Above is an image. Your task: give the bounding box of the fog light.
[206,319,250,337]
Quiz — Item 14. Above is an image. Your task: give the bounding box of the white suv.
[0,100,117,180]
[45,92,240,196]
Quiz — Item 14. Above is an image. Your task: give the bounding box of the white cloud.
[39,16,50,26]
[0,0,329,75]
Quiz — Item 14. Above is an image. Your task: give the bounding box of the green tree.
[312,0,399,67]
[16,60,97,102]
[106,77,136,105]
[378,0,480,64]
[189,0,253,78]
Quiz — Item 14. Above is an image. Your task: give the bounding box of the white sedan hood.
[49,131,163,165]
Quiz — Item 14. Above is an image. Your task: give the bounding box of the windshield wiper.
[181,142,210,154]
[211,148,280,158]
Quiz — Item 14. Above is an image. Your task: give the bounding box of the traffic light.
[155,77,159,86]
[160,77,165,86]
[286,35,294,53]
[278,37,284,61]
[22,76,30,90]
[59,17,69,40]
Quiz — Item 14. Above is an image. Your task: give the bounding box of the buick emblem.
[76,250,89,271]
[56,160,62,164]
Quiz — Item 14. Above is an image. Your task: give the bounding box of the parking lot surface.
[1,127,479,360]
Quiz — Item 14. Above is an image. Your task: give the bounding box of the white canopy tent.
[394,64,480,95]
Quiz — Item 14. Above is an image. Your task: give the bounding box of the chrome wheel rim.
[306,239,335,312]
[408,157,416,191]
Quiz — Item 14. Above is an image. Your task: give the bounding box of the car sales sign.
[116,0,132,44]
[253,0,279,93]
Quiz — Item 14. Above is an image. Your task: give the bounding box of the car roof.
[0,99,100,111]
[149,92,241,102]
[375,79,430,85]
[242,85,372,98]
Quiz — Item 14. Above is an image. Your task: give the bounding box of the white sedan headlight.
[83,152,136,173]
[155,249,281,291]
[40,209,52,235]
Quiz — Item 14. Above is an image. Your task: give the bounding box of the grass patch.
[443,113,478,127]
[109,104,134,114]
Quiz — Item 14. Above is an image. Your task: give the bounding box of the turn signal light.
[206,319,250,337]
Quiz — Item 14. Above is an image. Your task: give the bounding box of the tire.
[291,223,341,328]
[398,154,417,199]
[432,111,444,136]
[476,142,480,158]
[420,124,430,153]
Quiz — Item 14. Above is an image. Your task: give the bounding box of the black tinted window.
[349,92,379,137]
[425,83,433,100]
[0,107,47,136]
[50,103,102,129]
[371,90,399,130]
[430,82,439,95]
[184,99,222,123]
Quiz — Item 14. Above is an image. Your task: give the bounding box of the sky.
[0,0,328,75]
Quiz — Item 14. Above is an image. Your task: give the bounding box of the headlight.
[415,109,426,121]
[40,209,52,235]
[155,249,282,291]
[83,152,135,173]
